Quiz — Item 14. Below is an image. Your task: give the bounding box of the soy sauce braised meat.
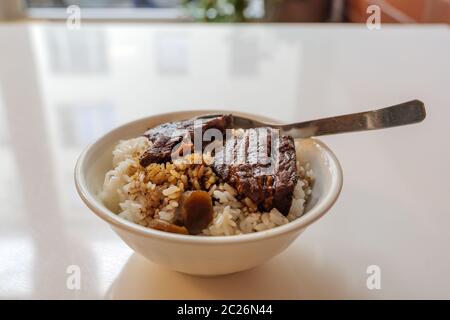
[139,115,299,221]
[139,115,232,166]
[213,128,298,215]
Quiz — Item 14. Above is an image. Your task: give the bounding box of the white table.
[0,22,449,299]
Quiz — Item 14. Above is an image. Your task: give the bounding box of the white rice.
[100,137,313,236]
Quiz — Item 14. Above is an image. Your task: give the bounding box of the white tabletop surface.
[0,22,449,299]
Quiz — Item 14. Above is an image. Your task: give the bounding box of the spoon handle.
[282,100,426,138]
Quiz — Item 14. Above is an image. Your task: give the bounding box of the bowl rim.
[74,110,343,245]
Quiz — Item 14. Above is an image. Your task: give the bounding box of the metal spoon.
[195,100,426,139]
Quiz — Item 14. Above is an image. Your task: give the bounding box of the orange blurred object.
[347,0,450,23]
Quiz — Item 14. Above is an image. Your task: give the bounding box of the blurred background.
[0,0,449,23]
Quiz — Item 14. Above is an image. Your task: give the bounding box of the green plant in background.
[183,0,249,22]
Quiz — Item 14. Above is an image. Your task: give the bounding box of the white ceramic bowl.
[75,110,343,276]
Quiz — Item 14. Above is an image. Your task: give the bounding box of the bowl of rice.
[75,110,343,276]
